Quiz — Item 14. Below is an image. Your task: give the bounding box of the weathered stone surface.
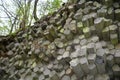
[115,9,120,21]
[77,22,83,34]
[110,34,118,45]
[74,9,83,21]
[88,63,97,75]
[83,27,91,38]
[109,25,117,34]
[112,64,120,77]
[1,0,120,80]
[50,73,60,80]
[106,55,114,67]
[114,50,120,64]
[80,57,89,73]
[87,42,96,54]
[94,17,104,39]
[70,58,84,78]
[79,46,87,57]
[102,27,110,41]
[107,7,114,19]
[90,26,96,35]
[61,75,70,80]
[71,74,77,80]
[95,74,110,80]
[80,38,87,46]
[97,8,107,17]
[95,57,106,74]
[83,75,94,80]
[88,54,96,64]
[96,48,106,63]
[82,15,90,27]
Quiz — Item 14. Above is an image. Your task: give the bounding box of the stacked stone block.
[0,0,120,80]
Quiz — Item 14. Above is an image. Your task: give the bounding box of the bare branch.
[33,0,39,21]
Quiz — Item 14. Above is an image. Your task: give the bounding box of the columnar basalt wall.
[0,0,120,80]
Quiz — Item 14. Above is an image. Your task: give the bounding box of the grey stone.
[104,18,112,27]
[117,22,120,41]
[100,41,107,48]
[95,42,102,50]
[115,9,120,21]
[43,68,50,77]
[82,15,89,27]
[107,44,114,50]
[114,50,120,64]
[95,74,110,80]
[39,74,45,80]
[74,45,81,50]
[91,36,99,43]
[66,68,72,75]
[83,27,91,38]
[104,48,110,55]
[88,63,97,75]
[103,0,113,6]
[57,49,65,55]
[71,74,77,80]
[70,51,79,59]
[102,27,110,41]
[96,49,106,63]
[113,2,119,8]
[95,57,106,74]
[106,55,114,67]
[62,51,70,62]
[73,38,80,45]
[64,29,73,40]
[90,26,96,35]
[94,17,104,39]
[79,35,85,40]
[86,75,95,80]
[79,46,87,57]
[63,51,69,58]
[69,20,77,34]
[61,75,70,80]
[70,58,84,78]
[80,39,87,46]
[88,14,94,26]
[88,54,96,64]
[109,25,117,34]
[74,9,83,21]
[80,57,89,73]
[107,7,114,19]
[87,42,96,54]
[50,74,60,80]
[112,64,120,77]
[83,6,91,14]
[97,8,107,17]
[78,0,86,8]
[7,51,13,56]
[77,22,83,34]
[58,70,65,77]
[110,34,118,45]
[109,49,116,55]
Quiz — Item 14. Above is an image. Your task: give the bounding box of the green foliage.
[47,0,62,13]
[0,25,10,35]
[39,0,63,16]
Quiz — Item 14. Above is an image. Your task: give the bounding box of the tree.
[0,0,65,35]
[33,0,39,21]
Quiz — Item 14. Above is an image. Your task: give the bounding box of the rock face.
[0,0,120,80]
